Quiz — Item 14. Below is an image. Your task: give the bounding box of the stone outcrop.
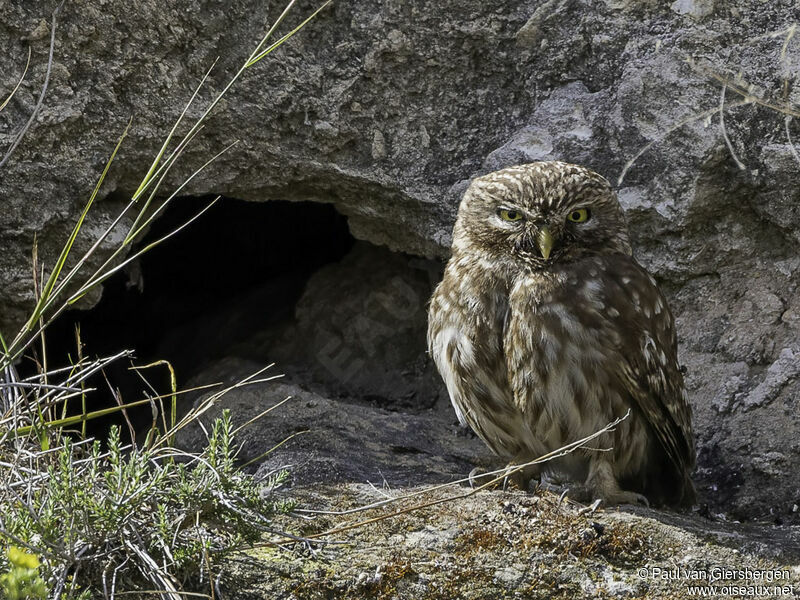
[2,0,799,524]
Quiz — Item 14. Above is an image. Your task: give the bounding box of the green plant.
[0,547,48,600]
[1,410,292,598]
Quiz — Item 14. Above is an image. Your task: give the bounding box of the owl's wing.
[609,259,696,474]
[428,279,521,458]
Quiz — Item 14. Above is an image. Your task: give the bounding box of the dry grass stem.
[0,1,64,169]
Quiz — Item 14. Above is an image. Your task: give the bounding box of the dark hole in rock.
[29,196,451,441]
[33,196,356,435]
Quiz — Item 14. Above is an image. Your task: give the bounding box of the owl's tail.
[673,472,698,509]
[639,446,697,509]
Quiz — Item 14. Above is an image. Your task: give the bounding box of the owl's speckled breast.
[504,261,646,474]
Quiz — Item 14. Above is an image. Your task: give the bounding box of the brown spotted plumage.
[427,161,696,507]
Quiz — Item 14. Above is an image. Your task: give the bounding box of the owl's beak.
[536,226,554,260]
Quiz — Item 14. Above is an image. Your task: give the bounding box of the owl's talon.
[468,467,485,489]
[502,461,538,492]
[578,498,603,515]
[499,465,516,490]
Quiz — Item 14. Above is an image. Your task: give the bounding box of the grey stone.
[175,357,490,488]
[2,0,800,525]
[236,242,444,410]
[671,0,715,20]
[742,347,800,410]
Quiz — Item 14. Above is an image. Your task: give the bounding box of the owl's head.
[453,161,632,268]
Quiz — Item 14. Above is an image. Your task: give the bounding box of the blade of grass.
[24,238,52,444]
[7,395,177,439]
[251,0,299,58]
[32,351,132,409]
[241,430,308,468]
[69,196,220,304]
[32,235,54,436]
[232,395,293,436]
[127,59,219,231]
[21,120,132,334]
[123,136,233,242]
[75,325,87,438]
[0,0,64,169]
[64,140,234,308]
[124,124,208,243]
[156,366,281,446]
[128,0,329,216]
[129,361,177,446]
[43,124,208,311]
[8,403,150,438]
[246,1,332,67]
[0,46,32,112]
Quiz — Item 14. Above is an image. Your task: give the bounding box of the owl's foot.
[502,460,541,492]
[534,480,567,496]
[466,464,538,491]
[596,489,650,508]
[585,460,651,507]
[501,466,529,491]
[578,498,603,515]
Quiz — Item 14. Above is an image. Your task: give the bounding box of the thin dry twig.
[0,1,65,170]
[688,57,800,118]
[284,411,630,542]
[617,99,751,186]
[719,84,746,171]
[779,23,797,60]
[0,46,32,112]
[785,116,800,167]
[232,395,293,436]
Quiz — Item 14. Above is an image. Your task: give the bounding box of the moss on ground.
[223,484,800,599]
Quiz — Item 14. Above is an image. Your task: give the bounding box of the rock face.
[176,358,490,488]
[2,0,800,523]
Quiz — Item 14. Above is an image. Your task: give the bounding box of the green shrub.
[0,410,291,598]
[0,547,48,600]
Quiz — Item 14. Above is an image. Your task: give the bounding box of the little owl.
[428,161,696,507]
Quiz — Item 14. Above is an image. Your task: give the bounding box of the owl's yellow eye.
[566,208,590,223]
[498,209,524,222]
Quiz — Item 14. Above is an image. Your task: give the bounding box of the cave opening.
[32,196,355,435]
